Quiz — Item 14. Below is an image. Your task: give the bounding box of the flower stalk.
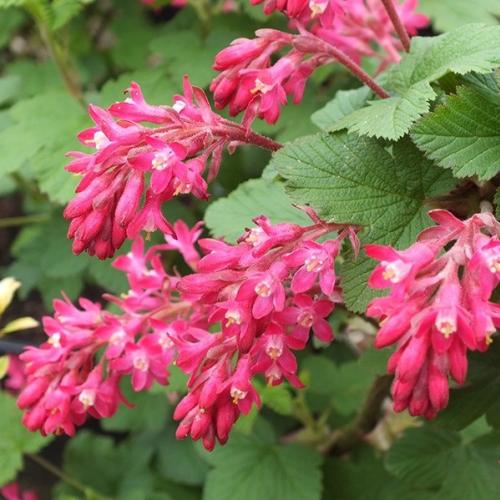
[380,0,412,52]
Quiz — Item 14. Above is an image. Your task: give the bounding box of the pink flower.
[367,210,500,418]
[1,482,38,500]
[278,294,334,344]
[285,240,340,296]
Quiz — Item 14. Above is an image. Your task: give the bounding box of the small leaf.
[333,24,500,140]
[0,316,38,336]
[0,355,9,379]
[412,85,500,180]
[0,277,20,315]
[0,392,52,485]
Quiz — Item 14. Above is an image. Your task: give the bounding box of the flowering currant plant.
[1,0,500,498]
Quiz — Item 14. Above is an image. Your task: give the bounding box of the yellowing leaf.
[0,356,9,380]
[0,277,20,316]
[0,316,38,336]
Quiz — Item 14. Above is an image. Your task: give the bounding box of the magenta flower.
[64,77,280,259]
[367,210,500,418]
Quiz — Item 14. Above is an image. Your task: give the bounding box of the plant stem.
[0,214,50,228]
[37,23,85,105]
[380,0,411,52]
[216,122,283,151]
[27,453,110,500]
[324,45,390,98]
[295,34,390,99]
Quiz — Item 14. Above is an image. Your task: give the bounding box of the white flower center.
[435,318,457,338]
[255,280,272,297]
[251,79,273,95]
[309,0,327,16]
[48,333,61,348]
[79,389,96,409]
[230,387,247,404]
[133,354,149,372]
[305,254,324,272]
[151,151,171,171]
[225,310,242,327]
[298,311,314,328]
[173,100,186,113]
[93,131,109,150]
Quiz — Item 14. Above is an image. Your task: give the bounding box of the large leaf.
[324,447,433,500]
[0,90,86,203]
[332,25,500,140]
[411,85,500,180]
[272,132,456,312]
[204,434,322,500]
[0,392,52,485]
[205,178,310,241]
[386,426,500,500]
[419,0,500,32]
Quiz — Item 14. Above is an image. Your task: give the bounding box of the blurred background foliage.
[0,1,500,499]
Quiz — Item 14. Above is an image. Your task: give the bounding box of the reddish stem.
[294,34,390,99]
[380,0,411,52]
[216,122,283,151]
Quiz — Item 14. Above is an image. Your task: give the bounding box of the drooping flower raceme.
[366,210,500,419]
[17,237,185,436]
[211,0,428,124]
[64,77,280,259]
[173,213,357,449]
[18,213,357,449]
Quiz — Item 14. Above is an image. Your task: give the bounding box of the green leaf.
[101,385,170,433]
[204,434,322,500]
[303,349,389,416]
[0,90,86,202]
[150,26,238,89]
[411,85,500,180]
[205,178,310,241]
[385,427,461,488]
[255,381,293,415]
[331,81,435,140]
[324,447,432,500]
[156,428,210,486]
[63,431,156,498]
[419,0,500,32]
[273,132,456,312]
[311,86,371,130]
[0,0,26,8]
[435,342,500,431]
[386,426,500,500]
[0,75,21,105]
[495,189,500,219]
[51,0,94,30]
[0,392,52,485]
[333,25,500,140]
[0,8,25,49]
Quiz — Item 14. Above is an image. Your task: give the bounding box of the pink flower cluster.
[173,213,355,449]
[211,0,428,124]
[18,215,355,449]
[64,77,279,259]
[367,210,500,418]
[17,237,183,436]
